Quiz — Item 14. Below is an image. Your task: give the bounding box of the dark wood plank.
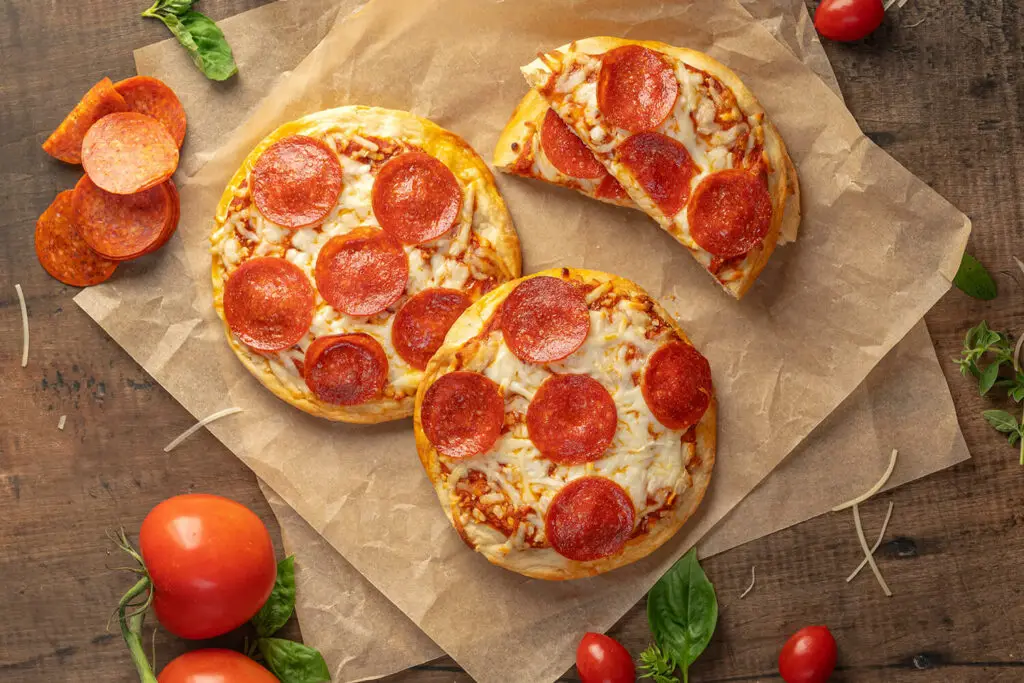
[1,1,1023,681]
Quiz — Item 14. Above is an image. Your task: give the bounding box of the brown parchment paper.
[76,0,972,681]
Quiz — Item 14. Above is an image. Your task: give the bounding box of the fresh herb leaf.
[142,1,238,81]
[983,410,1019,433]
[646,549,717,683]
[980,361,1002,396]
[258,638,331,683]
[953,253,998,300]
[639,643,680,683]
[252,556,296,638]
[142,0,193,16]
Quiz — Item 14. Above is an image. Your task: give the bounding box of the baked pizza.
[496,38,798,299]
[211,106,521,423]
[414,268,715,579]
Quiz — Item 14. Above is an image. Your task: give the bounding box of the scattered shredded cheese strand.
[832,448,899,512]
[15,284,28,368]
[883,0,899,9]
[58,415,67,431]
[164,408,243,452]
[898,0,911,8]
[853,503,893,596]
[1014,334,1024,374]
[739,566,756,599]
[846,501,894,582]
[1014,256,1024,279]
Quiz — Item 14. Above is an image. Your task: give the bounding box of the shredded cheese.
[57,415,67,431]
[832,449,899,512]
[1014,334,1024,374]
[1014,256,1024,279]
[164,408,243,452]
[853,503,893,596]
[15,284,28,368]
[739,565,756,599]
[846,501,894,582]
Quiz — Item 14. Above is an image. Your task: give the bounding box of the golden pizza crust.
[414,267,716,580]
[211,106,521,423]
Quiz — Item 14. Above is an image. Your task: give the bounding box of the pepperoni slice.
[251,135,343,229]
[81,112,179,195]
[617,132,696,218]
[72,175,173,261]
[501,276,590,364]
[372,152,462,244]
[540,109,604,179]
[545,477,635,561]
[42,77,129,164]
[421,372,504,459]
[223,257,314,352]
[314,228,409,317]
[527,374,617,464]
[392,288,472,370]
[114,76,187,148]
[304,333,388,406]
[597,45,679,133]
[35,191,117,287]
[688,169,773,258]
[595,172,628,201]
[642,340,712,431]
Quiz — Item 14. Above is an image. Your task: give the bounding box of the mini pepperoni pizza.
[414,268,715,579]
[498,38,798,299]
[211,106,521,423]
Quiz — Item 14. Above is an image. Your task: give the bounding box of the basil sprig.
[956,322,1024,464]
[953,252,997,300]
[141,0,238,81]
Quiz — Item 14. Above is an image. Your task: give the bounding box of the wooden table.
[1,1,1022,681]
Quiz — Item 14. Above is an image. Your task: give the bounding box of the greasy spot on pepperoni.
[304,333,388,406]
[392,288,472,370]
[595,172,628,201]
[372,151,462,245]
[617,132,696,218]
[597,45,679,133]
[314,227,409,316]
[223,257,314,352]
[546,477,635,561]
[642,340,712,431]
[527,374,617,464]
[688,169,773,258]
[251,135,343,229]
[539,108,604,179]
[421,372,504,459]
[501,276,590,364]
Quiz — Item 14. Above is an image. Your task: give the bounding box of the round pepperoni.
[501,276,590,364]
[421,372,504,459]
[314,228,409,316]
[540,109,604,179]
[546,477,635,562]
[642,340,712,431]
[35,191,118,287]
[688,169,773,258]
[73,175,172,261]
[617,132,696,218]
[304,334,388,406]
[251,135,343,229]
[392,288,472,370]
[81,112,179,195]
[595,172,628,201]
[527,374,617,464]
[372,152,462,245]
[114,76,187,147]
[223,257,314,352]
[42,77,129,164]
[597,45,679,133]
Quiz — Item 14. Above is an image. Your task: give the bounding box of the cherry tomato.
[157,649,278,683]
[779,625,837,683]
[814,0,885,42]
[140,494,277,640]
[576,632,636,683]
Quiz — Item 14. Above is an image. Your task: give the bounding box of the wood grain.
[0,1,1022,681]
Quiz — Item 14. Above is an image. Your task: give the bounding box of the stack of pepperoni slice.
[35,76,185,286]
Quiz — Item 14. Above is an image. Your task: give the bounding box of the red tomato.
[157,649,278,683]
[140,494,277,640]
[779,625,837,683]
[814,0,885,42]
[576,632,636,683]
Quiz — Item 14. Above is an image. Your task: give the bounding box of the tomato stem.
[119,576,158,683]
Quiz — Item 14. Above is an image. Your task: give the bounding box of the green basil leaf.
[984,410,1019,434]
[252,556,296,638]
[647,549,717,683]
[963,322,985,351]
[141,0,193,16]
[953,253,997,301]
[979,361,1002,396]
[1009,431,1022,446]
[178,11,238,81]
[258,638,331,683]
[1010,384,1024,403]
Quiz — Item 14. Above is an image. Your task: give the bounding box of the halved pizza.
[498,38,798,299]
[414,268,715,579]
[211,106,521,423]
